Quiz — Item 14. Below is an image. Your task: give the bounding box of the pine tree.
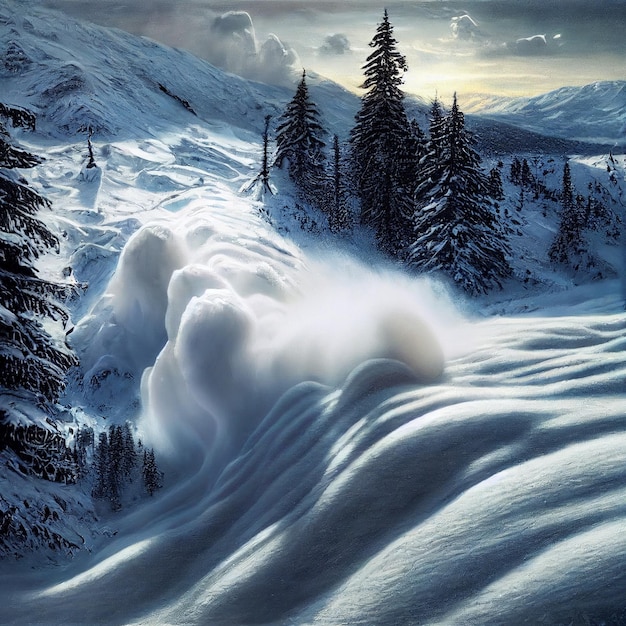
[0,117,78,417]
[488,166,504,202]
[549,161,587,268]
[409,94,511,294]
[142,448,162,496]
[92,431,109,500]
[509,157,522,185]
[107,425,123,510]
[121,421,137,480]
[349,9,415,255]
[328,135,351,233]
[274,70,326,204]
[520,158,534,189]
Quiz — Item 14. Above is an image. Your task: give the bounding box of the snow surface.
[1,2,626,624]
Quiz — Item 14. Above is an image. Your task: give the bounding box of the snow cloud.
[206,11,299,85]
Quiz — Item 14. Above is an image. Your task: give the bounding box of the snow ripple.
[7,297,625,625]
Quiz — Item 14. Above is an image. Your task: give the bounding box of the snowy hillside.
[464,80,626,145]
[1,2,626,625]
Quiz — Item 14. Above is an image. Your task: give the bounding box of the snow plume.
[133,209,450,476]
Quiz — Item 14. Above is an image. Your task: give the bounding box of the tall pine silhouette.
[548,160,587,269]
[350,9,415,255]
[274,70,326,206]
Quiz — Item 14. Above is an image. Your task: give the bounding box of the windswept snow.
[1,2,626,625]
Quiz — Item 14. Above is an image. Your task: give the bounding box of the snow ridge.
[464,80,626,145]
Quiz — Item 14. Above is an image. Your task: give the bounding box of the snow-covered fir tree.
[548,160,587,269]
[328,134,352,233]
[0,117,78,421]
[274,70,327,206]
[409,93,512,294]
[350,9,415,255]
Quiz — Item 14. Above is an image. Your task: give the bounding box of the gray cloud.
[507,34,549,56]
[319,33,351,56]
[450,15,484,42]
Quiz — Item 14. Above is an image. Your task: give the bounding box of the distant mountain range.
[462,81,626,146]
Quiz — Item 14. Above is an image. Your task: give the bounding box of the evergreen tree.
[92,431,109,500]
[121,421,137,480]
[106,424,123,510]
[409,94,511,294]
[142,448,162,496]
[349,9,415,255]
[328,135,351,233]
[520,158,534,189]
[549,161,588,269]
[423,97,447,176]
[274,70,326,204]
[509,157,522,185]
[488,166,504,202]
[0,117,77,417]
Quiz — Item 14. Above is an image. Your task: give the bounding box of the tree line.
[262,10,621,294]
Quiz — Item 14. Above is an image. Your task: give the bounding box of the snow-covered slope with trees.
[1,2,626,624]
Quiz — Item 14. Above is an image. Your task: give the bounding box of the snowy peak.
[463,80,626,145]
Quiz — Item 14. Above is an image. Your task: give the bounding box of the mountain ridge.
[462,80,626,145]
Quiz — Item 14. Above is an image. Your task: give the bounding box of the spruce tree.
[328,135,351,233]
[548,161,587,268]
[0,118,77,417]
[349,9,415,255]
[92,431,109,500]
[121,421,137,480]
[488,166,504,202]
[142,448,162,496]
[274,70,326,204]
[410,94,511,294]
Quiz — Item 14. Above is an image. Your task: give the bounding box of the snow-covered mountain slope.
[0,0,356,141]
[464,80,626,145]
[1,1,626,624]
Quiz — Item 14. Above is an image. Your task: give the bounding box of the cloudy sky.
[43,0,626,99]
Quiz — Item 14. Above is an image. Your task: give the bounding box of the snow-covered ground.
[1,2,626,624]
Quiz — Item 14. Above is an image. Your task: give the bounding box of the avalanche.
[1,2,626,625]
